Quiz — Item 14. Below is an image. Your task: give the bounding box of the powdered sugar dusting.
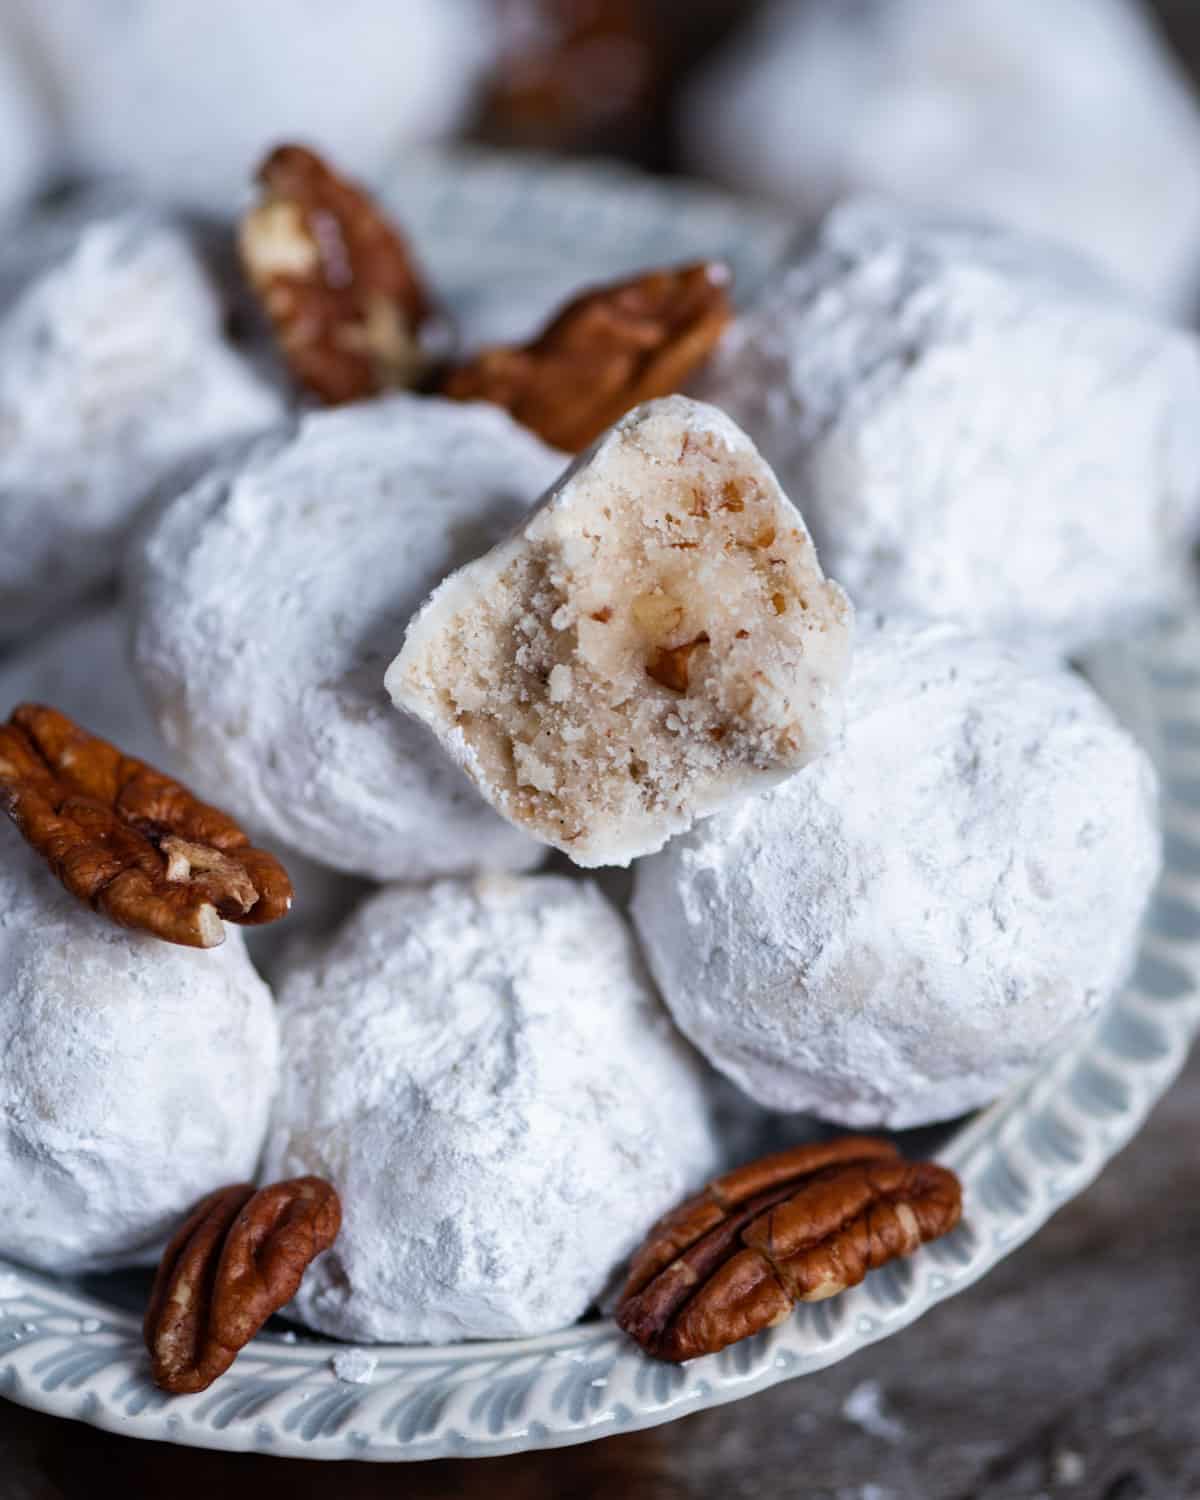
[0,824,279,1273]
[263,874,720,1343]
[131,396,565,881]
[0,209,283,642]
[633,615,1161,1128]
[681,0,1200,314]
[695,198,1200,654]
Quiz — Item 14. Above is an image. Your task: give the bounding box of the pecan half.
[440,261,733,452]
[239,143,446,405]
[617,1137,962,1362]
[0,704,292,949]
[145,1177,342,1395]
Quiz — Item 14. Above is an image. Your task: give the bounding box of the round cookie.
[0,209,284,645]
[131,397,565,881]
[261,874,720,1343]
[681,0,1200,314]
[632,616,1161,1130]
[24,0,496,213]
[0,826,279,1273]
[695,199,1200,655]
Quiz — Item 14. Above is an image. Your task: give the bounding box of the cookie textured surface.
[0,826,279,1273]
[632,616,1161,1129]
[261,874,720,1343]
[682,0,1200,314]
[389,397,852,867]
[0,210,283,644]
[132,397,564,881]
[696,200,1200,655]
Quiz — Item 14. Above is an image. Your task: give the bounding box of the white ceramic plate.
[2,153,1198,1463]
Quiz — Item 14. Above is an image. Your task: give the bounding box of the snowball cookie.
[0,826,279,1274]
[132,398,565,881]
[262,874,719,1343]
[0,210,284,645]
[0,598,369,978]
[695,200,1200,657]
[632,616,1161,1130]
[681,0,1200,315]
[389,397,852,867]
[23,0,496,214]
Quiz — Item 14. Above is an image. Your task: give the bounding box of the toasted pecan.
[0,704,292,949]
[145,1177,341,1394]
[481,0,660,150]
[240,142,446,404]
[440,260,732,452]
[617,1137,962,1362]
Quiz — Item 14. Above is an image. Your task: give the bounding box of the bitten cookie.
[0,826,279,1273]
[0,209,283,643]
[261,874,720,1343]
[389,397,852,867]
[131,397,565,881]
[695,199,1200,655]
[632,615,1161,1129]
[681,0,1200,314]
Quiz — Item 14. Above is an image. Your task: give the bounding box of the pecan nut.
[440,261,733,452]
[481,0,660,150]
[0,704,292,949]
[145,1177,342,1395]
[617,1137,962,1362]
[239,143,446,405]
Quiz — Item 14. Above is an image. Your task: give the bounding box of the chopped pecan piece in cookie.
[145,1177,341,1394]
[618,1137,962,1361]
[439,261,733,452]
[0,704,292,949]
[239,143,446,404]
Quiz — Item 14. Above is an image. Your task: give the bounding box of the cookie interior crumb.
[390,398,851,866]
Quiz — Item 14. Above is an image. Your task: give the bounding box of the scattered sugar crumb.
[1052,1448,1086,1485]
[841,1379,905,1444]
[0,1273,22,1298]
[332,1348,378,1385]
[79,1318,102,1334]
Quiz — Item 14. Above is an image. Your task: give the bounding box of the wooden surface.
[3,1043,1199,1499]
